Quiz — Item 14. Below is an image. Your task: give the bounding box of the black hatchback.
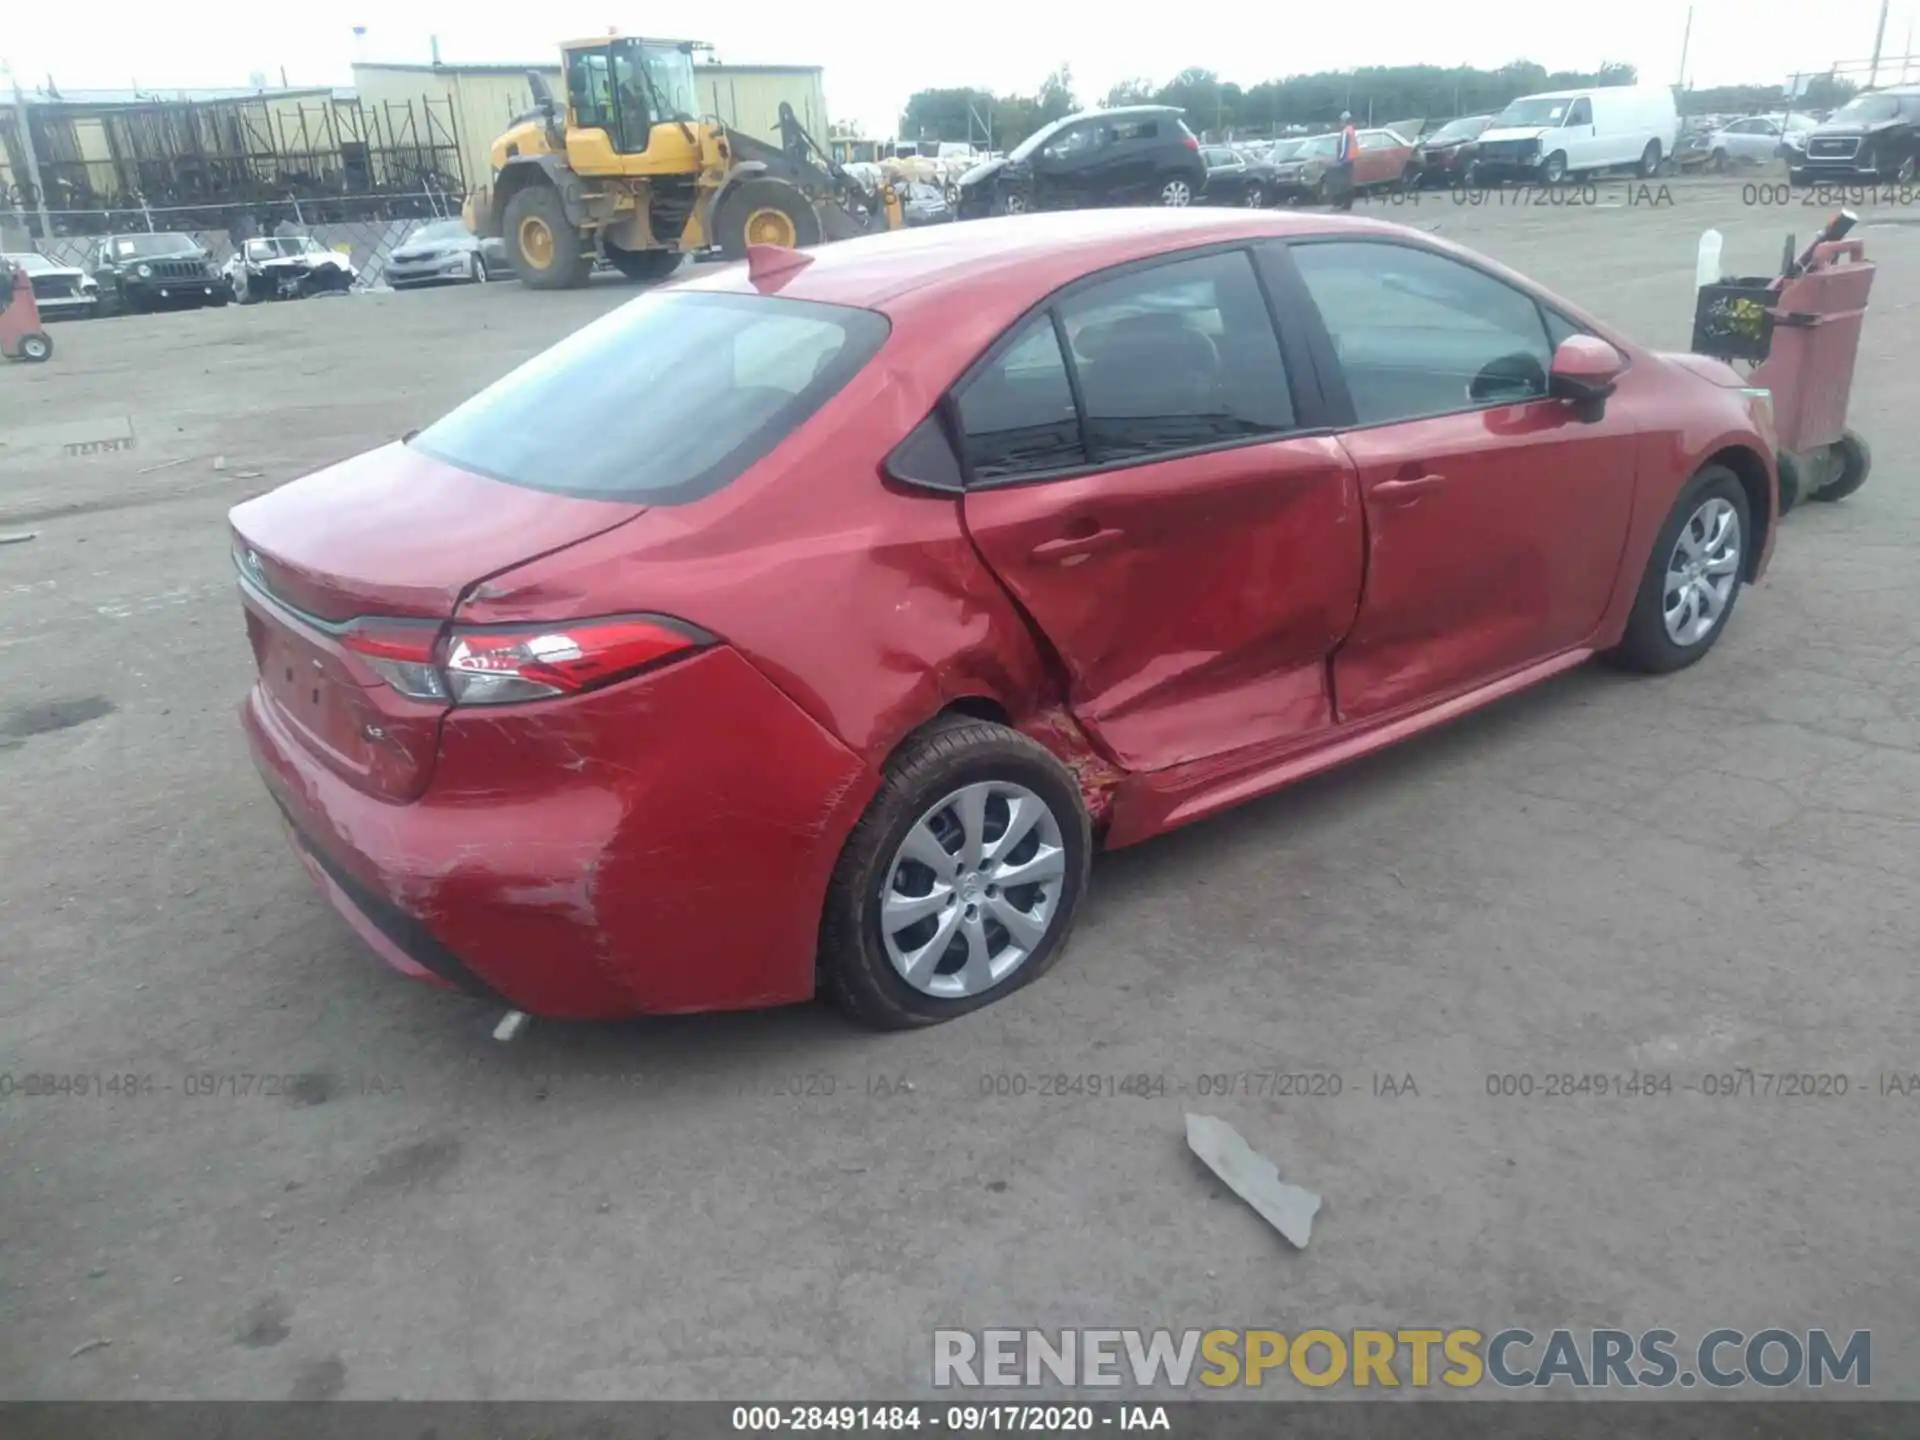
[956,106,1208,218]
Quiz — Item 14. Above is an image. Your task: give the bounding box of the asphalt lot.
[3,179,1919,1401]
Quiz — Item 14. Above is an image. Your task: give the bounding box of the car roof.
[686,210,1414,314]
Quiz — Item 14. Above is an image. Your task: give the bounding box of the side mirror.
[1548,335,1625,414]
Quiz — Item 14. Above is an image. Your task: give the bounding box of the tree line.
[898,62,1861,148]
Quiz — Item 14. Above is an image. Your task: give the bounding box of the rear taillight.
[341,615,709,706]
[1183,135,1200,151]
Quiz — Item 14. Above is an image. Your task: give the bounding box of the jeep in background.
[89,233,227,315]
[1791,86,1920,185]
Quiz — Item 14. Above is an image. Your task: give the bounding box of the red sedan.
[233,209,1778,1028]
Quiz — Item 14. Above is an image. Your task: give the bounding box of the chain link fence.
[1,190,483,292]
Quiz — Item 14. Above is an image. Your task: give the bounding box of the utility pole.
[1868,0,1891,86]
[1903,14,1913,82]
[2,61,53,241]
[1677,5,1694,88]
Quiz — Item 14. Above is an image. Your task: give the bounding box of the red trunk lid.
[230,444,645,801]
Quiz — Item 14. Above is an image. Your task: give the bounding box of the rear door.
[956,247,1363,772]
[1284,237,1639,722]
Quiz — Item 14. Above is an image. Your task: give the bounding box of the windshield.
[1427,115,1490,144]
[1493,96,1573,127]
[638,41,698,121]
[111,234,202,259]
[6,253,57,273]
[1828,94,1902,124]
[407,220,470,245]
[411,291,890,504]
[1010,115,1075,162]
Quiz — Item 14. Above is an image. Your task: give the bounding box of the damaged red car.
[233,209,1777,1028]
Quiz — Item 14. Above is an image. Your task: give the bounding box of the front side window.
[1058,250,1294,462]
[1565,98,1593,127]
[412,291,888,503]
[1291,241,1555,426]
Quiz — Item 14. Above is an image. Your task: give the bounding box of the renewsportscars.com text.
[932,1327,1871,1390]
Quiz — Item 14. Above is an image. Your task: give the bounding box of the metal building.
[349,59,831,194]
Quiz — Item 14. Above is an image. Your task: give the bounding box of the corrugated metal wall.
[351,63,828,194]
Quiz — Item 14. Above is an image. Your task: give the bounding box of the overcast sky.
[6,1,1916,135]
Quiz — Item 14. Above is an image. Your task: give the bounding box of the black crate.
[1692,277,1777,362]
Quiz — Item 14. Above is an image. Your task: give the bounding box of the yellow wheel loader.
[463,36,901,289]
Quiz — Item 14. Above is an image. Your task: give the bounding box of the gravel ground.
[2,178,1917,1401]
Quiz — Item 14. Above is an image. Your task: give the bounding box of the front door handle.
[1373,472,1447,503]
[1031,527,1126,562]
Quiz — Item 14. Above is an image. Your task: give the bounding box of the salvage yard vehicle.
[89,233,227,314]
[231,209,1778,1030]
[223,235,358,303]
[955,106,1207,216]
[0,251,97,318]
[1473,85,1679,184]
[1706,113,1816,171]
[1200,145,1277,207]
[1791,86,1920,186]
[464,34,888,287]
[1413,114,1494,186]
[1267,130,1412,202]
[384,219,507,289]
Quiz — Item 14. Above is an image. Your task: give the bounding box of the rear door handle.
[1030,527,1126,562]
[1373,473,1447,503]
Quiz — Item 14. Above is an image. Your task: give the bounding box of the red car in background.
[1414,114,1497,186]
[232,210,1777,1029]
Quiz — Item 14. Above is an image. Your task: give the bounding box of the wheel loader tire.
[603,243,684,283]
[504,185,589,290]
[714,178,822,262]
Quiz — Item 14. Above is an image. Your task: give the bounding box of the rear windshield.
[410,290,890,504]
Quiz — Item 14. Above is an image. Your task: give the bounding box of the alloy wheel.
[1161,178,1192,206]
[879,781,1067,999]
[1663,496,1742,646]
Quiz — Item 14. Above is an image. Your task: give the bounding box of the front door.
[1557,96,1598,171]
[955,247,1365,772]
[1285,238,1639,721]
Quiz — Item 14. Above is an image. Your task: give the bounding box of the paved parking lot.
[3,181,1918,1400]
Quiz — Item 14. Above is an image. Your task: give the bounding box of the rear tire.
[1642,140,1665,177]
[1604,465,1750,674]
[1159,176,1194,206]
[1814,430,1871,502]
[18,331,52,362]
[714,178,822,262]
[819,717,1091,1031]
[602,243,684,282]
[1242,182,1265,208]
[504,185,589,290]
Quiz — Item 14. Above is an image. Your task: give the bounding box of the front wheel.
[1604,466,1750,674]
[1892,153,1918,185]
[1160,176,1193,207]
[818,717,1091,1030]
[1541,151,1569,184]
[1242,182,1265,208]
[470,251,488,283]
[17,331,53,363]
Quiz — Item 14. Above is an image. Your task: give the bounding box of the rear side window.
[956,317,1084,480]
[411,291,888,503]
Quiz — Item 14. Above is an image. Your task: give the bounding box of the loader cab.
[563,36,702,157]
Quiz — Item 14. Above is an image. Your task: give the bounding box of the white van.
[1472,85,1679,184]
